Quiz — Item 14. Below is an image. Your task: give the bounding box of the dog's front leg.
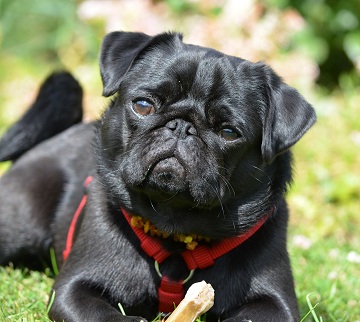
[222,295,298,322]
[48,279,147,322]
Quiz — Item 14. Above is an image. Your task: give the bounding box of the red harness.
[121,208,269,312]
[63,176,93,261]
[63,177,271,313]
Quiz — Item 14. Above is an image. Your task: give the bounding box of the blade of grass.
[49,247,59,276]
[118,302,126,316]
[303,293,322,322]
[47,290,56,315]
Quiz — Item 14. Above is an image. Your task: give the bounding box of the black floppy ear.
[99,31,184,97]
[99,31,152,97]
[261,66,316,163]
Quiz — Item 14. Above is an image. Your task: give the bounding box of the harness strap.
[158,276,184,313]
[181,213,270,270]
[63,176,93,261]
[121,207,271,312]
[122,210,172,263]
[122,207,270,271]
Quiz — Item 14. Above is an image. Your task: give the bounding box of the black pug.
[0,31,316,322]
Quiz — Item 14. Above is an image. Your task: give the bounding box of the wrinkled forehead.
[171,49,240,94]
[129,44,247,98]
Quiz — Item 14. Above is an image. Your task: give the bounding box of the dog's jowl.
[0,31,316,322]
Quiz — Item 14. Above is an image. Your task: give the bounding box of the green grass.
[0,266,52,321]
[292,239,360,321]
[288,89,360,321]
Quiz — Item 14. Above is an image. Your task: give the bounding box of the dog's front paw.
[125,317,148,322]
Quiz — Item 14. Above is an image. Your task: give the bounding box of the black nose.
[166,119,197,138]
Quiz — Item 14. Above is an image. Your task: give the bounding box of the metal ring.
[183,269,195,284]
[154,260,162,278]
[154,260,195,284]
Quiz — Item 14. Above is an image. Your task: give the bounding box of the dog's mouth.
[121,137,224,208]
[145,156,188,194]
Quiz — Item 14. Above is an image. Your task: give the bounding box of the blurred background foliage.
[0,0,359,321]
[267,0,360,89]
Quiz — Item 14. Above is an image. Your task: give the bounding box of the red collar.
[121,207,270,312]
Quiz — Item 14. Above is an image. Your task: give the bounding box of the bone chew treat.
[165,281,215,322]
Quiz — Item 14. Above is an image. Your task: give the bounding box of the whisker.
[251,165,272,185]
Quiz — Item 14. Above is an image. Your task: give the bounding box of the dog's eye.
[132,100,155,116]
[219,128,239,141]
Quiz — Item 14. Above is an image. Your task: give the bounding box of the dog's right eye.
[132,100,155,116]
[219,127,239,141]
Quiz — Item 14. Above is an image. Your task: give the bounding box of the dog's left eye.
[132,100,155,116]
[219,128,239,141]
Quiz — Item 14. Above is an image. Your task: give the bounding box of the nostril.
[166,119,197,137]
[166,120,178,130]
[186,125,197,136]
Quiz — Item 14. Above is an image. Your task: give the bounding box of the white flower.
[347,251,360,263]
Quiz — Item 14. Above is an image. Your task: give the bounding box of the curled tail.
[0,71,83,162]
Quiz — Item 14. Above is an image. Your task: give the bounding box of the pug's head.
[96,31,315,238]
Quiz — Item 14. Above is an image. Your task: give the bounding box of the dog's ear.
[99,31,183,97]
[261,64,316,163]
[99,31,151,97]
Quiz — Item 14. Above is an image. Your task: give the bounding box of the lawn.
[289,90,360,321]
[0,266,53,321]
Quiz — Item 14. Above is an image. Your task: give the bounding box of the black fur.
[0,31,316,322]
